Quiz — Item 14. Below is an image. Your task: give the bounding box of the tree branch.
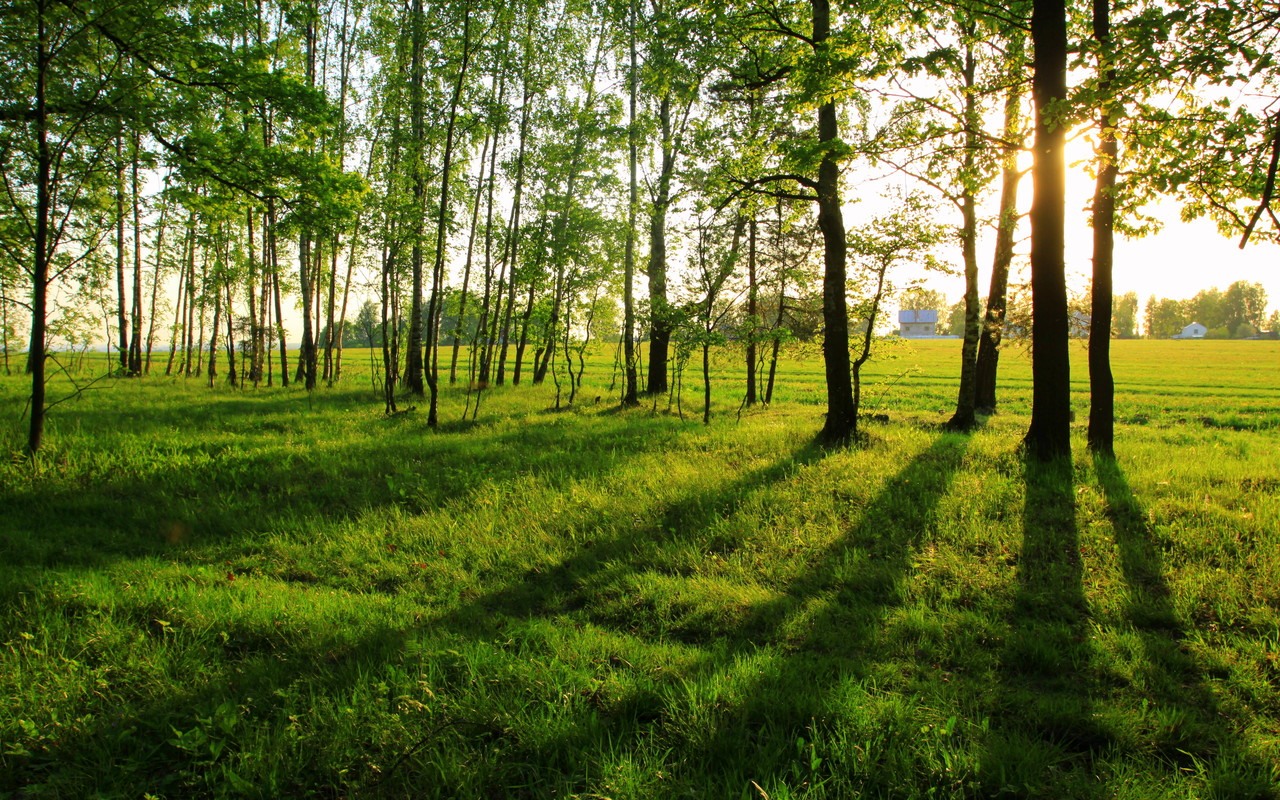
[1240,112,1280,248]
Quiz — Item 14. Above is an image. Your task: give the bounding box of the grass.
[1,339,1278,798]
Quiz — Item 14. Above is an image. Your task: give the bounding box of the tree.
[1144,295,1185,338]
[946,300,967,336]
[1088,0,1119,456]
[640,0,708,398]
[1025,0,1072,459]
[868,1,1033,430]
[1,0,123,453]
[720,0,877,443]
[685,209,745,424]
[849,197,945,421]
[1223,279,1267,337]
[622,0,640,406]
[973,45,1029,415]
[900,288,946,314]
[1112,291,1138,338]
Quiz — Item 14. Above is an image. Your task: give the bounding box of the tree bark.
[482,88,530,386]
[128,131,144,375]
[26,2,50,453]
[948,42,981,431]
[1025,0,1072,459]
[745,215,758,406]
[404,0,426,396]
[115,134,129,373]
[646,95,675,396]
[974,56,1025,414]
[145,191,169,375]
[296,8,319,391]
[1088,0,1117,456]
[451,128,490,385]
[267,203,289,386]
[621,0,640,405]
[425,0,475,425]
[765,272,785,406]
[813,0,855,444]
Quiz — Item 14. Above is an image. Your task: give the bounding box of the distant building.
[1172,322,1207,339]
[1069,311,1092,338]
[899,309,939,338]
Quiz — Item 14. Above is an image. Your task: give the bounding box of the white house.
[899,309,938,338]
[1069,311,1091,338]
[1172,322,1207,339]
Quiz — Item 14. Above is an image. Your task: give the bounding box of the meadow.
[1,339,1278,799]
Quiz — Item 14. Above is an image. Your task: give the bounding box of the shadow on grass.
[976,455,1098,796]
[1,410,834,798]
[1095,454,1278,797]
[0,402,688,580]
[0,403,726,796]
[409,432,972,797]
[669,432,973,797]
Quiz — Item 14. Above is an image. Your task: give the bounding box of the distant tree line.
[1145,282,1274,339]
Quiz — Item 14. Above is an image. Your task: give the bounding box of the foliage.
[1143,281,1269,339]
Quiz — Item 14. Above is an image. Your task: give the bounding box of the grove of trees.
[2,0,1277,456]
[1145,281,1272,339]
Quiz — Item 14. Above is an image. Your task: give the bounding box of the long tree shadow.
[410,433,972,797]
[1095,454,1278,797]
[666,432,973,796]
[3,395,851,796]
[432,435,830,636]
[0,402,686,562]
[977,455,1099,797]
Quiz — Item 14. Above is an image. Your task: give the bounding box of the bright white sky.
[889,133,1279,321]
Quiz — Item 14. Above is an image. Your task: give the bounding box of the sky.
[888,139,1280,323]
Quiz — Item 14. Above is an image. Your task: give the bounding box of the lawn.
[1,339,1278,798]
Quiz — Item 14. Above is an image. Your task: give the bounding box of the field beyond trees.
[2,340,1278,799]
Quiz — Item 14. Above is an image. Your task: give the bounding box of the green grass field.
[1,340,1278,798]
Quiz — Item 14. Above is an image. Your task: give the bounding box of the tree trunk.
[323,235,339,382]
[974,54,1025,414]
[145,192,169,375]
[382,236,399,414]
[1088,0,1117,456]
[745,215,758,405]
[298,230,316,390]
[115,134,129,373]
[330,0,356,385]
[245,210,260,384]
[194,250,206,376]
[166,211,194,376]
[267,203,289,386]
[26,6,51,453]
[813,0,855,443]
[646,94,675,396]
[2,275,13,376]
[765,274,786,405]
[621,0,639,406]
[128,132,144,376]
[482,89,530,386]
[451,129,490,384]
[208,264,222,388]
[405,0,426,397]
[852,259,889,430]
[948,43,981,431]
[224,276,238,387]
[425,1,475,425]
[1025,0,1072,459]
[185,222,200,376]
